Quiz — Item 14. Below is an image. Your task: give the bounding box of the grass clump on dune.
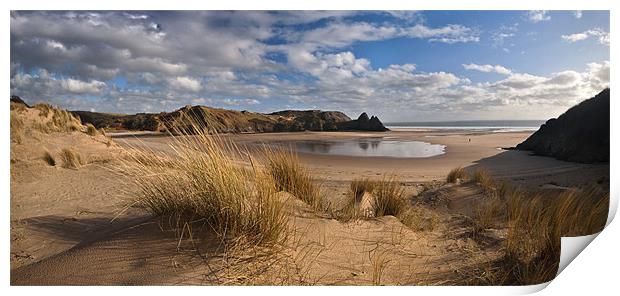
[446,166,467,183]
[60,148,85,169]
[264,147,323,211]
[119,120,288,245]
[340,178,377,220]
[372,176,407,217]
[350,178,377,201]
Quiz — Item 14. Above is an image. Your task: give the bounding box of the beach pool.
[268,138,446,158]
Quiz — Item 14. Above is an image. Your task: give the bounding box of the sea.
[385,120,546,133]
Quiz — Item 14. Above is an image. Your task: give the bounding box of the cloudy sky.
[10,10,609,122]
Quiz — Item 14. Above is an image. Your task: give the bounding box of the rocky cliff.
[516,88,610,163]
[71,105,388,134]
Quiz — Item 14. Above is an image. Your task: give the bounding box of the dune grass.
[446,166,467,183]
[118,120,289,246]
[471,169,493,186]
[85,123,98,136]
[34,103,52,117]
[29,104,83,134]
[43,150,56,166]
[339,178,378,220]
[263,147,323,211]
[372,176,407,217]
[498,186,608,284]
[455,167,609,285]
[59,148,85,169]
[350,178,377,201]
[341,176,436,231]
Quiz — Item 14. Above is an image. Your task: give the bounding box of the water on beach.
[270,138,445,158]
[385,120,545,132]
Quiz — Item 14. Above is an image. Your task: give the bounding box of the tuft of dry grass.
[350,178,377,201]
[340,178,378,219]
[471,196,505,233]
[11,102,27,112]
[43,150,56,166]
[372,176,407,217]
[85,123,98,136]
[118,120,289,246]
[59,148,85,169]
[34,103,52,117]
[447,166,467,183]
[264,147,323,211]
[371,250,390,285]
[471,169,493,187]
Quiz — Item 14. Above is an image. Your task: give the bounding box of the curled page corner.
[513,281,551,294]
[556,233,600,276]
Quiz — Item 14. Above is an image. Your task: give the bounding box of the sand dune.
[10,105,608,285]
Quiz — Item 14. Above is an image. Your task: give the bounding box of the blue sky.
[10,10,610,121]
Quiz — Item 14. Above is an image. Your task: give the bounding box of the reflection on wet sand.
[270,137,445,158]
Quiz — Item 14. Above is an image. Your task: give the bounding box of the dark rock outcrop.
[336,112,389,131]
[10,95,29,107]
[71,105,388,134]
[516,88,609,163]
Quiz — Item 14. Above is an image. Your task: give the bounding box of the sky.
[10,10,610,122]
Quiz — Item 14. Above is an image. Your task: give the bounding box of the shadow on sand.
[11,214,248,285]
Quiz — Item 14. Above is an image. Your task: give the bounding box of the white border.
[2,1,617,295]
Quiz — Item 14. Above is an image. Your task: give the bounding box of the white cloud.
[526,11,551,23]
[463,63,512,75]
[562,33,589,42]
[222,98,260,106]
[562,28,609,45]
[60,78,106,93]
[168,76,202,92]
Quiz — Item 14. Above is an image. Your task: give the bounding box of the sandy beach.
[116,129,609,186]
